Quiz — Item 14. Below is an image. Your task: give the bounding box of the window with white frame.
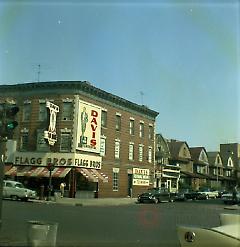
[20,131,29,151]
[115,139,120,159]
[115,114,121,131]
[101,110,107,128]
[22,103,31,122]
[129,119,135,135]
[148,146,152,163]
[139,122,144,138]
[100,136,106,156]
[148,125,154,140]
[113,172,119,191]
[62,102,73,121]
[39,102,47,121]
[60,132,72,152]
[139,145,143,162]
[113,168,119,191]
[129,143,134,161]
[36,130,49,151]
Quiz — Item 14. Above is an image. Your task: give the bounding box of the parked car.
[3,180,37,201]
[221,191,240,205]
[137,188,175,203]
[197,188,219,199]
[182,190,206,200]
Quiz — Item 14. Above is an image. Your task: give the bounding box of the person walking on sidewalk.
[60,182,66,198]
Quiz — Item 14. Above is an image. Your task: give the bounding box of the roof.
[189,147,208,164]
[0,81,159,118]
[167,140,191,161]
[207,152,220,165]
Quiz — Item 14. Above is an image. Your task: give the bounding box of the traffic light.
[0,103,19,139]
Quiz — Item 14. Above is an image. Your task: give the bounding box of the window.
[129,119,135,135]
[100,136,106,156]
[115,139,120,159]
[129,143,134,161]
[22,103,31,122]
[139,145,143,162]
[20,132,29,151]
[139,122,144,138]
[149,125,154,140]
[113,172,119,191]
[37,130,49,151]
[60,132,72,152]
[62,102,73,121]
[101,110,107,128]
[115,114,121,131]
[148,147,152,163]
[39,102,47,121]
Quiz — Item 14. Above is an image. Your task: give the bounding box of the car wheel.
[10,195,19,201]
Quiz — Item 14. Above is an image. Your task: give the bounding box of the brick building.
[0,81,158,198]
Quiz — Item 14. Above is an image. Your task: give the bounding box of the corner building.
[1,81,158,198]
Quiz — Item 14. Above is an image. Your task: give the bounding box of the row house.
[155,135,239,192]
[1,81,159,198]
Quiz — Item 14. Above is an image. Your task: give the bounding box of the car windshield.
[15,183,25,189]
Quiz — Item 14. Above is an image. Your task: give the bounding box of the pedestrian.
[232,185,238,203]
[60,182,66,197]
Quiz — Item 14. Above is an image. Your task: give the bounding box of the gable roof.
[167,140,191,160]
[189,147,208,164]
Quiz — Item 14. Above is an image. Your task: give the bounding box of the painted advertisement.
[132,168,150,186]
[76,100,102,153]
[13,152,102,169]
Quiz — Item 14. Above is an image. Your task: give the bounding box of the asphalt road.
[0,199,238,247]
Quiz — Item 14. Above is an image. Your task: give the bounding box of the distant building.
[1,81,159,198]
[220,143,240,187]
[155,134,180,192]
[207,152,224,189]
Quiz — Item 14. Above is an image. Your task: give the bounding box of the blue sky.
[0,0,239,151]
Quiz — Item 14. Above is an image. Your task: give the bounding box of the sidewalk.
[32,196,138,207]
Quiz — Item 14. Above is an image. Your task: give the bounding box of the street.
[0,199,239,247]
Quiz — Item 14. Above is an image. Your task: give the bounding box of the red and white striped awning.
[76,168,108,183]
[4,166,71,178]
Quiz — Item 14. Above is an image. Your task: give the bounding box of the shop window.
[60,132,72,152]
[62,102,73,121]
[101,110,107,128]
[100,136,106,156]
[129,119,135,135]
[115,139,120,159]
[129,143,134,161]
[22,103,31,122]
[139,122,144,138]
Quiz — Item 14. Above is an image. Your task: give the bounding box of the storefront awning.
[76,168,108,183]
[4,166,71,178]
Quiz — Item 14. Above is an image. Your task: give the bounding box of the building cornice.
[0,81,159,118]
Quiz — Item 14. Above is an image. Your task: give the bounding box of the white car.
[177,213,240,247]
[3,180,37,201]
[198,189,219,199]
